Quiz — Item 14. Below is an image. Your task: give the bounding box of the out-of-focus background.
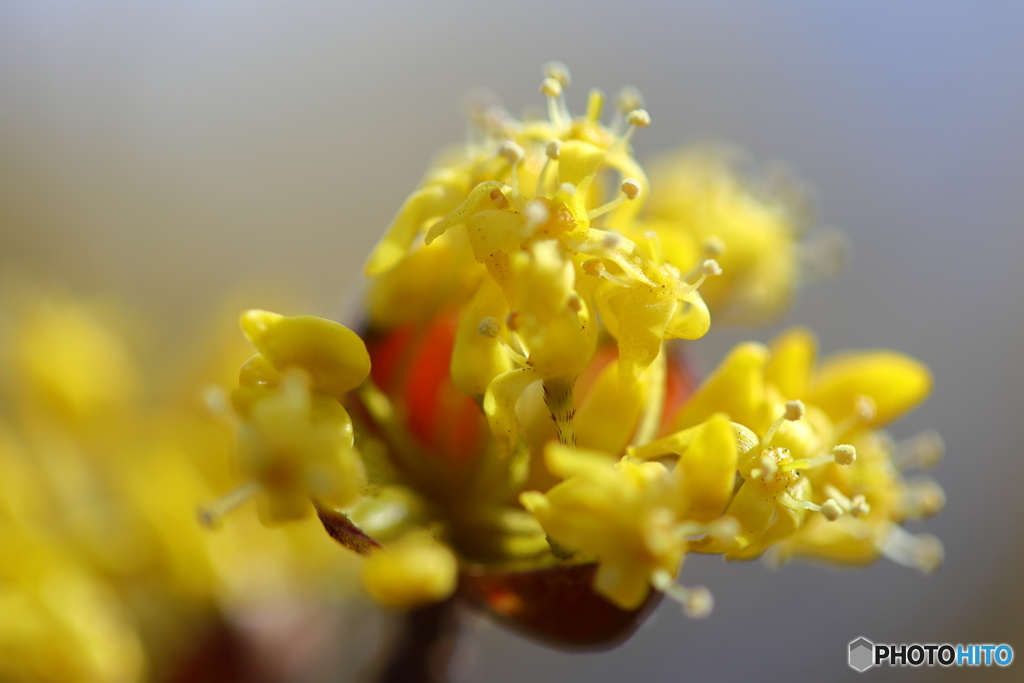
[1,2,1021,681]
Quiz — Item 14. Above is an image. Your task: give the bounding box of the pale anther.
[784,400,805,421]
[477,316,501,338]
[701,259,723,276]
[525,200,550,228]
[900,477,946,519]
[540,77,563,98]
[545,139,562,159]
[833,444,857,465]
[821,499,844,521]
[542,61,571,88]
[615,85,645,114]
[625,109,651,127]
[894,430,944,471]
[588,180,642,219]
[621,178,642,200]
[582,259,604,278]
[683,587,714,619]
[849,495,871,517]
[701,236,726,258]
[499,140,525,166]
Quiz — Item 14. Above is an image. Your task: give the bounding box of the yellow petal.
[451,278,512,397]
[631,421,759,461]
[664,291,711,341]
[543,442,618,480]
[466,209,524,296]
[365,182,463,276]
[594,559,652,610]
[238,353,284,389]
[674,414,738,523]
[574,360,645,454]
[726,503,803,562]
[558,139,607,223]
[365,236,469,327]
[765,327,818,400]
[360,534,458,609]
[702,479,775,552]
[809,351,932,427]
[616,287,676,381]
[510,241,596,379]
[240,310,370,401]
[776,517,880,567]
[424,180,507,245]
[483,367,539,455]
[670,342,771,432]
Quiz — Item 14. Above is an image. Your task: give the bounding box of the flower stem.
[372,597,461,683]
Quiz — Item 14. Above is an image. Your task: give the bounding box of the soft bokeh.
[1,2,1021,681]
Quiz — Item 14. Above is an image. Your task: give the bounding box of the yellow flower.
[360,532,458,609]
[360,65,718,461]
[636,327,943,572]
[201,310,370,526]
[520,416,737,613]
[765,329,944,572]
[640,147,811,324]
[0,285,139,426]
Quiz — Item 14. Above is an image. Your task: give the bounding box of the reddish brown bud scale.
[460,563,662,651]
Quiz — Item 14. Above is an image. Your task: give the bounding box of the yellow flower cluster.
[0,281,360,682]
[195,65,944,644]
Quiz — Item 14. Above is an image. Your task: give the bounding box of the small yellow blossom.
[640,148,809,324]
[360,532,459,609]
[0,289,139,424]
[201,310,371,526]
[361,66,719,465]
[638,327,942,572]
[521,418,734,612]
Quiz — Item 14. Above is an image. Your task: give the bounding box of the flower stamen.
[879,524,944,574]
[582,258,636,289]
[587,178,642,221]
[197,480,260,528]
[651,569,714,619]
[893,430,944,471]
[674,259,722,296]
[534,139,562,197]
[478,315,529,368]
[498,140,526,194]
[612,85,645,134]
[760,400,805,448]
[540,63,572,131]
[620,108,651,148]
[833,395,877,439]
[898,477,946,520]
[782,443,857,472]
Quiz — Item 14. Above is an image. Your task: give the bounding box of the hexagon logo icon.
[849,637,875,672]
